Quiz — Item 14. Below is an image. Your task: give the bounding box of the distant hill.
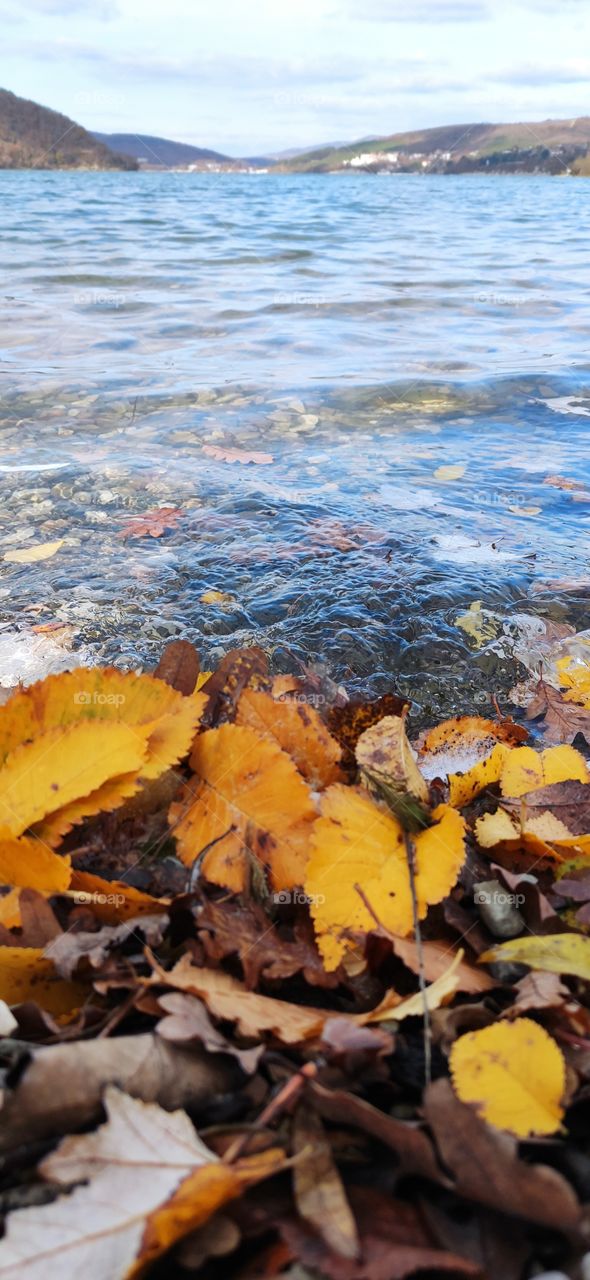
[93,132,235,169]
[0,89,136,169]
[280,117,590,174]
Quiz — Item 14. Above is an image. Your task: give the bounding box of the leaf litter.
[2,640,590,1276]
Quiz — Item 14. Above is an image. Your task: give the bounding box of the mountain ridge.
[0,88,136,169]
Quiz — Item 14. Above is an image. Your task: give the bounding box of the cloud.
[0,0,118,17]
[340,0,490,21]
[492,61,590,86]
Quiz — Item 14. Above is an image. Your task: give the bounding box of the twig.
[222,1062,318,1164]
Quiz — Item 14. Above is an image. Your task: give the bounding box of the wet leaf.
[500,744,589,798]
[200,589,235,605]
[200,645,269,727]
[236,687,342,788]
[118,506,184,539]
[153,639,201,695]
[417,715,527,806]
[525,678,590,745]
[3,539,64,564]
[450,1018,565,1137]
[433,465,465,480]
[306,786,465,969]
[356,714,429,827]
[170,724,316,893]
[202,444,273,465]
[454,600,500,646]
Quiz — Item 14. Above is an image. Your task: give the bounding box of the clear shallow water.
[1,171,590,714]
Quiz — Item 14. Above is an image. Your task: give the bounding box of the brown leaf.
[18,888,62,947]
[525,678,590,745]
[423,1078,580,1230]
[502,778,590,836]
[387,935,495,993]
[543,474,588,491]
[46,916,166,979]
[326,693,409,771]
[202,444,273,465]
[118,506,184,539]
[200,646,270,727]
[278,1184,480,1280]
[509,971,570,1015]
[293,1106,360,1260]
[156,991,263,1073]
[154,639,200,695]
[309,1082,447,1186]
[0,1033,237,1153]
[195,894,341,989]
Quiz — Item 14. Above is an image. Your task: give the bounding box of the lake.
[1,170,589,715]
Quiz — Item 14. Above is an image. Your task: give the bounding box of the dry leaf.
[480,931,590,981]
[69,870,170,923]
[170,723,316,892]
[423,1078,579,1228]
[449,1018,565,1137]
[526,678,590,745]
[0,1087,282,1279]
[326,693,408,771]
[202,444,273,465]
[293,1106,360,1260]
[0,946,86,1015]
[306,786,465,969]
[236,687,342,788]
[0,835,71,893]
[3,539,64,564]
[0,1033,236,1153]
[199,646,269,727]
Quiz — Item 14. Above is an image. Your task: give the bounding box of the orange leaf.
[170,724,316,892]
[236,687,342,788]
[0,946,86,1014]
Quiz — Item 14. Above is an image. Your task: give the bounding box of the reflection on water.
[1,172,589,714]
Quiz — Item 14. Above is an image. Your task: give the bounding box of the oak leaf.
[525,678,590,745]
[450,1017,565,1137]
[202,443,273,465]
[305,785,465,969]
[117,506,184,539]
[170,724,316,892]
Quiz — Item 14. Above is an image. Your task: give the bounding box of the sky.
[1,0,589,155]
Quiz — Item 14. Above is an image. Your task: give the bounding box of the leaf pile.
[1,642,590,1277]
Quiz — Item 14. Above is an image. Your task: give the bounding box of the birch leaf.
[480,932,590,981]
[450,1018,565,1137]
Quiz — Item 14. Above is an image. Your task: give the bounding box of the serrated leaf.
[0,835,71,893]
[170,723,316,893]
[500,744,589,799]
[236,687,342,788]
[305,786,465,970]
[450,1018,565,1137]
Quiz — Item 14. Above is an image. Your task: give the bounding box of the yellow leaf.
[480,932,590,981]
[362,949,464,1023]
[170,724,316,893]
[434,465,465,481]
[305,787,465,970]
[500,744,589,799]
[0,835,71,893]
[417,716,526,808]
[450,1018,565,1137]
[0,946,86,1015]
[34,772,142,847]
[508,506,541,516]
[200,590,234,605]
[557,656,590,705]
[355,715,429,825]
[3,540,64,564]
[69,871,169,923]
[236,688,342,789]
[0,889,22,929]
[0,722,148,838]
[454,602,499,647]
